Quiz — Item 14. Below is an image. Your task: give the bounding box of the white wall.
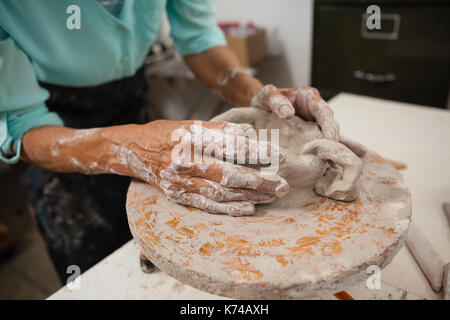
[213,0,313,87]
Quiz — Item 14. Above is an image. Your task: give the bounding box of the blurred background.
[0,0,449,299]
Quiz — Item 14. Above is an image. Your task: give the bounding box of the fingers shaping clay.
[211,107,363,202]
[126,107,411,299]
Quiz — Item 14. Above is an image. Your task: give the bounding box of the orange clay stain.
[224,237,255,256]
[239,216,278,224]
[199,241,225,255]
[141,227,160,246]
[286,236,320,255]
[165,234,180,244]
[335,227,353,238]
[194,223,208,231]
[320,243,331,256]
[369,153,385,163]
[226,236,248,245]
[316,226,341,236]
[281,201,366,259]
[142,195,159,206]
[223,268,263,281]
[133,191,144,198]
[258,238,286,247]
[144,210,154,221]
[283,218,296,224]
[292,247,315,260]
[274,254,289,266]
[297,236,321,246]
[222,257,250,268]
[135,216,146,228]
[183,260,191,267]
[177,227,196,239]
[222,258,263,281]
[231,246,254,256]
[330,203,344,212]
[210,229,226,238]
[380,179,394,185]
[166,217,180,229]
[330,240,342,254]
[202,234,259,257]
[164,216,197,239]
[302,202,317,208]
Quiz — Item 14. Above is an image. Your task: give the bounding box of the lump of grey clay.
[211,107,363,202]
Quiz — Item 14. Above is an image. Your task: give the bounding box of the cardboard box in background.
[226,28,268,67]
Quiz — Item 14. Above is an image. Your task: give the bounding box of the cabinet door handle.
[361,13,401,40]
[353,70,396,83]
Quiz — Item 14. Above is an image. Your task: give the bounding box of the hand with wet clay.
[21,121,288,216]
[250,85,336,137]
[114,120,289,216]
[250,84,367,157]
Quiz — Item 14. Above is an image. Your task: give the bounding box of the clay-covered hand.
[251,85,367,157]
[251,85,338,140]
[108,120,288,216]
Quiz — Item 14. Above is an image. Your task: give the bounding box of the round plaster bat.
[211,107,363,202]
[126,107,412,299]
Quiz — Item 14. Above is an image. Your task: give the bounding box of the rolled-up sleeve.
[0,29,63,164]
[166,0,226,56]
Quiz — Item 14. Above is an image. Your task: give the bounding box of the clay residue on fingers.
[213,107,363,204]
[251,84,295,119]
[259,175,289,198]
[175,192,255,216]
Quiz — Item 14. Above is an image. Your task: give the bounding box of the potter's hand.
[109,120,288,216]
[21,121,288,216]
[251,85,367,156]
[251,85,339,140]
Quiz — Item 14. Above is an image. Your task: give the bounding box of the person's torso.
[0,0,167,86]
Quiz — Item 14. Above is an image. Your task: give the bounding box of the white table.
[49,93,450,300]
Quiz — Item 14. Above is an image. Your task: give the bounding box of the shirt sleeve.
[0,28,63,164]
[166,0,226,56]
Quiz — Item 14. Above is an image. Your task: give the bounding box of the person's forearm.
[20,121,288,216]
[21,124,140,176]
[184,45,263,107]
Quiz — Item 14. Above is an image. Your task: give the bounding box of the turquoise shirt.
[0,0,225,163]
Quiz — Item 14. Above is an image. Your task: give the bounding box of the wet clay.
[211,107,362,202]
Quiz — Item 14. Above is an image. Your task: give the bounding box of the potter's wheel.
[126,154,411,299]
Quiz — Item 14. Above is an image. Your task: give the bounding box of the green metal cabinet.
[312,0,450,108]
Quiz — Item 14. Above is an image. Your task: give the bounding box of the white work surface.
[49,93,450,300]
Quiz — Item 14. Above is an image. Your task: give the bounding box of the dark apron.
[18,67,150,283]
